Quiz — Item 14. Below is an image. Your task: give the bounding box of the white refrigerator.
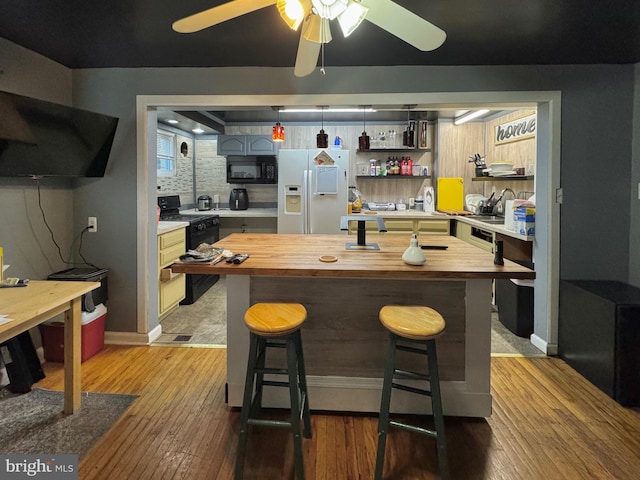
[277,149,349,234]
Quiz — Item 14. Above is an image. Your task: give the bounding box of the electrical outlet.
[88,216,97,232]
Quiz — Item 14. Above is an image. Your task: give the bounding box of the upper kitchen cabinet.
[217,135,279,156]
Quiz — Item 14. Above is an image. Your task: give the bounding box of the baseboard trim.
[531,333,558,356]
[105,324,162,346]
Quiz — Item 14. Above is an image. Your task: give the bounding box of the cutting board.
[437,177,464,211]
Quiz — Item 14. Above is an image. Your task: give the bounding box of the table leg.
[64,296,82,413]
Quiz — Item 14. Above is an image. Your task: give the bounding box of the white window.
[157,131,176,177]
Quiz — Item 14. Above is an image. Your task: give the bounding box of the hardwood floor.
[37,345,640,479]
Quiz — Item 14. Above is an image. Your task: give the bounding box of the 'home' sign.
[495,113,536,145]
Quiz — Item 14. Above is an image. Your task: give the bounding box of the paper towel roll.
[505,200,516,232]
[424,186,435,213]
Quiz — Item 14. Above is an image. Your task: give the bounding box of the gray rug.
[0,388,137,458]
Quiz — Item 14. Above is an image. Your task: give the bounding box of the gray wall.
[2,37,639,335]
[630,63,640,286]
[0,41,74,282]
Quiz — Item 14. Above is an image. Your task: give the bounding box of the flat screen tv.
[0,90,119,177]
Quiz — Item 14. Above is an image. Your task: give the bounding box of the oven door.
[182,220,220,305]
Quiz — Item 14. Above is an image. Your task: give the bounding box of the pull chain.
[320,43,326,75]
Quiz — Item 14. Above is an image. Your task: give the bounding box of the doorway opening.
[138,91,561,355]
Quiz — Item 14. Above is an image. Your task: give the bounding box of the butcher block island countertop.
[172,233,534,280]
[172,233,534,418]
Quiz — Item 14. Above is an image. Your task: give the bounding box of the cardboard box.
[41,304,107,363]
[514,206,535,235]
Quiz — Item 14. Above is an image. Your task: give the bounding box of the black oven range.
[158,195,220,305]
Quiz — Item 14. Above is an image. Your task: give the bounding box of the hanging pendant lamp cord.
[320,43,326,75]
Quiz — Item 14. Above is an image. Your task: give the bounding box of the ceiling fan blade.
[359,0,446,51]
[173,0,276,33]
[294,35,321,77]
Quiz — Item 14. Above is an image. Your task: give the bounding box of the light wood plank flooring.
[37,346,640,479]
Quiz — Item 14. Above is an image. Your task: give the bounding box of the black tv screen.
[0,90,119,177]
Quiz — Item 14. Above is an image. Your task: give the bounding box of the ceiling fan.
[172,0,446,77]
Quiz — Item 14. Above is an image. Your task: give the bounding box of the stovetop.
[161,212,213,222]
[158,195,219,225]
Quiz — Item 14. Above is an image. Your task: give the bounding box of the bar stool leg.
[254,337,267,408]
[287,335,305,480]
[374,332,398,480]
[235,333,259,480]
[427,339,449,479]
[294,330,312,438]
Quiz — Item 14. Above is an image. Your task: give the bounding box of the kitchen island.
[172,233,534,417]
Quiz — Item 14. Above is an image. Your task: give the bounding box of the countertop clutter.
[158,207,533,242]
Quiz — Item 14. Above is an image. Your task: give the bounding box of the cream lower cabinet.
[158,228,186,318]
[455,221,494,253]
[349,218,450,236]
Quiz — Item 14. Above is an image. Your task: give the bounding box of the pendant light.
[358,106,370,151]
[272,107,285,142]
[316,106,328,148]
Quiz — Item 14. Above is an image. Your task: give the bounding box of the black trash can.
[47,267,108,312]
[496,278,534,337]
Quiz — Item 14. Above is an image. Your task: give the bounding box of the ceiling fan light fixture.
[303,14,332,43]
[311,0,347,20]
[277,0,311,31]
[338,1,369,37]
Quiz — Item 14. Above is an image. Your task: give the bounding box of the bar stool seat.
[235,302,311,480]
[375,305,449,480]
[379,305,446,340]
[244,303,306,336]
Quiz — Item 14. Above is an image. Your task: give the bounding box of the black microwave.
[226,156,277,184]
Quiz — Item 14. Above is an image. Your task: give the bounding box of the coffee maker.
[229,188,249,210]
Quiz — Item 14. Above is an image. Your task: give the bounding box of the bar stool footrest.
[394,368,430,381]
[248,418,293,429]
[255,367,289,375]
[261,379,290,388]
[396,344,429,355]
[392,382,433,397]
[389,420,437,439]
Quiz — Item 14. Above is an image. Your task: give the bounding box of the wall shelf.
[356,148,430,153]
[356,175,431,179]
[472,176,534,182]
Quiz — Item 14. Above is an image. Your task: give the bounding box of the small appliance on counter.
[367,202,396,211]
[197,195,213,210]
[229,188,249,210]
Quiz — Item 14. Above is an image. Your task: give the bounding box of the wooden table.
[173,233,535,417]
[0,280,99,413]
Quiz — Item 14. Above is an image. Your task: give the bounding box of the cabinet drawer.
[159,242,185,267]
[383,219,415,234]
[417,219,450,236]
[159,228,185,249]
[159,273,185,314]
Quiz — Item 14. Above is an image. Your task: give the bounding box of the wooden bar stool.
[375,305,449,480]
[235,302,312,480]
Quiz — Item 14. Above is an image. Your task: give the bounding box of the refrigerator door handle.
[303,169,310,234]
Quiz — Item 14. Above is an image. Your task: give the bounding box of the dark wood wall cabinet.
[559,280,640,407]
